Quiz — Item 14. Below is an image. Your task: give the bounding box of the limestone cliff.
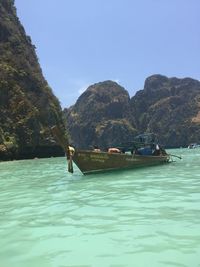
[0,0,65,160]
[64,81,137,149]
[65,76,200,148]
[130,75,200,147]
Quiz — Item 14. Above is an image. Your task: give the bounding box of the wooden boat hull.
[72,150,170,175]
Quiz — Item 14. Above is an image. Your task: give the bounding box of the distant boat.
[51,127,180,175]
[188,143,200,149]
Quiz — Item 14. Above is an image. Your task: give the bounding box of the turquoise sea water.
[0,148,200,267]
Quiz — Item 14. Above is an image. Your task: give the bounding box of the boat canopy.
[115,133,159,152]
[134,133,158,144]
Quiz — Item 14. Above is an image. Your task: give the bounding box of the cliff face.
[65,75,200,148]
[64,81,137,149]
[131,75,200,147]
[1,2,199,156]
[0,0,65,160]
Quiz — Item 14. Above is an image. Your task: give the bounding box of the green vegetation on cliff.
[1,0,200,157]
[131,75,200,147]
[65,76,200,149]
[0,0,65,160]
[64,81,137,149]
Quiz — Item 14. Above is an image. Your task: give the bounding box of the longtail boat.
[72,149,170,174]
[51,126,180,175]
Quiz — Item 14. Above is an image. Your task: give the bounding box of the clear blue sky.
[15,0,200,108]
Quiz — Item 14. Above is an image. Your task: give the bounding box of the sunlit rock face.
[0,0,65,160]
[130,75,200,147]
[65,76,200,149]
[64,81,137,149]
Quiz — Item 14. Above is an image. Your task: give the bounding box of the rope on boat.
[168,153,182,160]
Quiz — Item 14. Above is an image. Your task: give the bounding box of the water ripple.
[1,150,200,267]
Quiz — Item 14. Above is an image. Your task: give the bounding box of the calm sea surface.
[0,148,200,267]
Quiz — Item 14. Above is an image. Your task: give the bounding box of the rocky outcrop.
[131,75,200,147]
[65,75,200,148]
[64,81,137,149]
[0,0,65,160]
[1,1,199,155]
